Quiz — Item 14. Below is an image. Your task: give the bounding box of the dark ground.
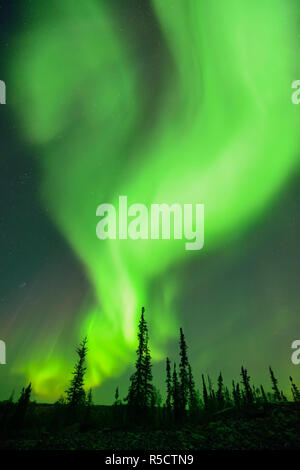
[1,402,300,450]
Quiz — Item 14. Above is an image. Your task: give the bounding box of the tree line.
[1,307,300,434]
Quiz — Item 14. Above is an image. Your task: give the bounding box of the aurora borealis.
[1,0,300,403]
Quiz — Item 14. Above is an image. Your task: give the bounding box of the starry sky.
[1,0,300,404]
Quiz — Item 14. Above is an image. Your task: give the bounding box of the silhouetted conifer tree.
[289,376,300,402]
[13,383,32,428]
[202,374,209,408]
[165,358,172,410]
[216,372,225,408]
[114,387,121,406]
[256,387,261,401]
[232,380,241,407]
[17,383,32,409]
[207,374,215,401]
[65,337,88,408]
[172,363,180,419]
[240,366,253,404]
[224,386,231,406]
[269,366,282,402]
[252,385,258,402]
[260,384,268,403]
[187,364,198,411]
[179,328,189,411]
[127,307,153,413]
[112,386,123,426]
[144,330,153,405]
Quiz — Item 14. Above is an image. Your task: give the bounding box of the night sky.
[1,0,300,404]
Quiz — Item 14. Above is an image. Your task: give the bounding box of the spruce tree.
[144,329,153,406]
[187,364,198,411]
[13,383,32,427]
[236,383,241,404]
[252,385,258,402]
[269,366,281,401]
[165,358,172,410]
[232,380,241,407]
[224,386,231,406]
[216,372,225,408]
[240,366,253,404]
[207,374,215,401]
[260,384,268,403]
[289,376,300,402]
[127,307,153,412]
[172,363,180,420]
[113,386,123,425]
[179,327,189,411]
[17,383,32,409]
[202,374,209,408]
[16,383,32,415]
[65,337,88,408]
[114,386,121,406]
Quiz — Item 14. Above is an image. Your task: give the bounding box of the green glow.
[11,0,300,399]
